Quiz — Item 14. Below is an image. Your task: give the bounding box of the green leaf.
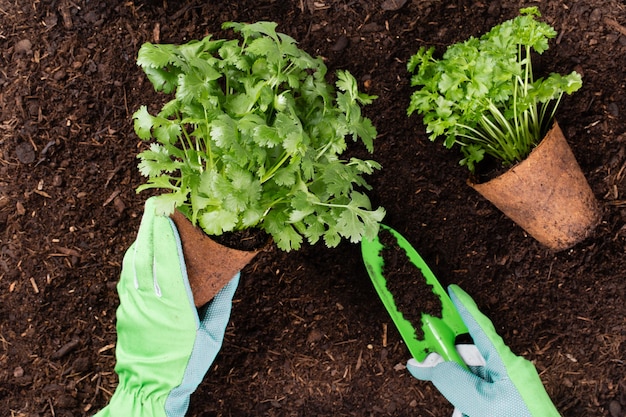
[336,70,358,99]
[137,42,177,68]
[323,224,342,248]
[176,71,208,104]
[334,192,384,242]
[301,215,325,245]
[352,118,376,153]
[246,37,281,62]
[211,115,238,148]
[348,158,382,175]
[136,175,181,193]
[559,71,583,95]
[153,123,181,145]
[225,21,279,42]
[200,209,239,234]
[152,192,188,216]
[137,143,182,176]
[264,209,303,251]
[289,207,315,223]
[272,165,297,187]
[241,206,264,228]
[219,40,249,71]
[143,66,181,94]
[133,106,155,140]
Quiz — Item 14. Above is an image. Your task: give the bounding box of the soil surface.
[1,1,625,416]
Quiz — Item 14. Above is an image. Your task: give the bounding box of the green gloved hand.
[95,197,239,417]
[407,285,561,417]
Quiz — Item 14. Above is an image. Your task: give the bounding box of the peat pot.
[469,121,601,251]
[170,210,259,307]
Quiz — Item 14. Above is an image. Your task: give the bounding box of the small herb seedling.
[133,21,385,251]
[407,7,582,172]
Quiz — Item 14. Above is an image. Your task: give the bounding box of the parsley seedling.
[407,7,582,172]
[133,21,385,251]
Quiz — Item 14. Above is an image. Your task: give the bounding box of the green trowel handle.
[422,315,468,369]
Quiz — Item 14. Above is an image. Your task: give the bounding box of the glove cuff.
[93,383,169,417]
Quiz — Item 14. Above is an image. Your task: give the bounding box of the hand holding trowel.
[362,225,562,417]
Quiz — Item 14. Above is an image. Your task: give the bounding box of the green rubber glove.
[94,197,239,417]
[407,285,561,417]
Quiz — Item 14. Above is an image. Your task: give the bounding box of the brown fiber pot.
[468,121,601,251]
[170,210,259,307]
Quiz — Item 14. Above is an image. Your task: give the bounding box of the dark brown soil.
[379,227,443,341]
[1,1,625,416]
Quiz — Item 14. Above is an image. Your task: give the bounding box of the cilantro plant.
[407,7,582,172]
[133,21,385,251]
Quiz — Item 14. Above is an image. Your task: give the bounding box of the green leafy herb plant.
[133,21,385,252]
[407,7,582,173]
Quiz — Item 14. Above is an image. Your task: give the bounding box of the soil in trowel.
[379,228,444,340]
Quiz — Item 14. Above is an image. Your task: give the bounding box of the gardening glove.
[415,344,487,417]
[407,285,561,417]
[94,197,240,417]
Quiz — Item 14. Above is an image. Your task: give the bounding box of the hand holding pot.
[407,285,561,417]
[94,197,239,417]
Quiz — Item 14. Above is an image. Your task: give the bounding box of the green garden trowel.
[361,224,469,368]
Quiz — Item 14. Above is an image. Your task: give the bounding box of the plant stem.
[260,150,291,183]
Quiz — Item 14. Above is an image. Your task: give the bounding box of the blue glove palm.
[407,285,561,417]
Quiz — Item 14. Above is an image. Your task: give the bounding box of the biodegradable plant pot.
[170,210,259,307]
[469,121,601,251]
